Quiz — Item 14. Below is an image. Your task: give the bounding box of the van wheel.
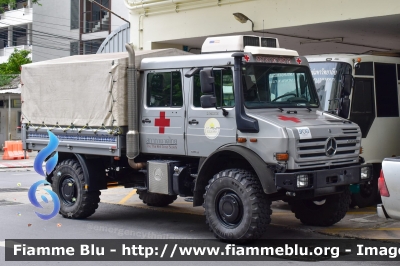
[137,190,177,207]
[203,169,271,241]
[289,187,350,226]
[52,159,100,219]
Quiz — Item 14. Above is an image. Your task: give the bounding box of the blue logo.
[28,130,60,220]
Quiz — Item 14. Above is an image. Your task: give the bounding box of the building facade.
[0,0,33,64]
[124,0,400,55]
[32,0,129,62]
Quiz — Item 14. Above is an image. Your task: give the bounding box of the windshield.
[242,64,319,109]
[309,62,352,112]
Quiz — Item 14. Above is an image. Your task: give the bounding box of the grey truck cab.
[22,35,372,241]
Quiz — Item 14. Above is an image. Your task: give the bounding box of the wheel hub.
[313,199,326,205]
[60,177,76,204]
[218,193,242,225]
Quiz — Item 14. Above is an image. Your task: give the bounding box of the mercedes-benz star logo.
[325,137,337,156]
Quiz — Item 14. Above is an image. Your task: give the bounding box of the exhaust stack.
[125,43,144,169]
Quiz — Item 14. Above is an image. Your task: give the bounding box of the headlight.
[297,174,309,188]
[361,167,369,179]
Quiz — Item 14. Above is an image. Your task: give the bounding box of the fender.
[47,153,106,192]
[193,145,277,206]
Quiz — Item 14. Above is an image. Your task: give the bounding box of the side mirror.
[200,95,216,108]
[200,68,215,94]
[339,98,350,119]
[340,74,353,96]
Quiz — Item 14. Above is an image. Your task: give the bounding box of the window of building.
[12,99,21,108]
[193,69,234,107]
[147,71,182,107]
[83,0,110,34]
[70,41,79,56]
[71,0,80,30]
[83,39,104,54]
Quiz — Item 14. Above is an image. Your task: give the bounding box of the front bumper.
[275,164,372,194]
[377,204,390,219]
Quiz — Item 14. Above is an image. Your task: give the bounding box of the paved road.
[0,168,399,265]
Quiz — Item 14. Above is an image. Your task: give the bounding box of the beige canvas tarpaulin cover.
[21,49,189,127]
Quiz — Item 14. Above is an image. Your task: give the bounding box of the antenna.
[263,20,265,36]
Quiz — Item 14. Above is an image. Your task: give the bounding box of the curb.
[0,165,34,169]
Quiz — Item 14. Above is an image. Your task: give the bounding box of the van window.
[375,63,399,117]
[193,69,234,107]
[397,64,400,81]
[349,78,375,138]
[355,62,373,76]
[147,71,182,107]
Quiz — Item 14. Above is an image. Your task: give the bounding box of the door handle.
[188,119,199,125]
[142,118,151,124]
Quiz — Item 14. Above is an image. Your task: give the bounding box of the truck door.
[140,69,186,155]
[185,69,236,156]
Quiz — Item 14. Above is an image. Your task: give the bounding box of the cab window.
[193,69,234,107]
[147,71,182,107]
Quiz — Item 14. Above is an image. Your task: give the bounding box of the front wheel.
[51,159,100,219]
[203,169,272,241]
[289,187,351,226]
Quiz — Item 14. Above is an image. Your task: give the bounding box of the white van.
[306,54,400,207]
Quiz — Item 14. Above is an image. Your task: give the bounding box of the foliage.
[0,0,41,13]
[0,49,32,75]
[0,49,31,86]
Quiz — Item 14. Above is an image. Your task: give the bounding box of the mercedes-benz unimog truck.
[21,35,372,241]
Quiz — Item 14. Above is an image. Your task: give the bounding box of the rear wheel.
[137,190,177,207]
[289,187,351,226]
[203,169,271,241]
[51,159,100,219]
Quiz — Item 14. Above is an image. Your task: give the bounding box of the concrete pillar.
[27,24,32,45]
[28,0,32,8]
[7,26,13,47]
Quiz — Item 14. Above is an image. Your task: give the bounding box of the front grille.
[294,127,360,169]
[342,128,359,134]
[297,135,359,159]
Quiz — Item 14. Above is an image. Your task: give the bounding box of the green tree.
[0,49,31,86]
[1,49,31,74]
[0,0,41,13]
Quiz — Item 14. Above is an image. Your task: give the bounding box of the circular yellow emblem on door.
[204,118,220,140]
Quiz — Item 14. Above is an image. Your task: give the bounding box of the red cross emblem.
[155,111,170,134]
[296,57,302,64]
[278,115,301,123]
[244,54,250,62]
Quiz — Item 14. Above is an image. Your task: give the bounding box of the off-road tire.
[289,187,351,226]
[203,169,272,241]
[137,190,177,207]
[51,159,100,219]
